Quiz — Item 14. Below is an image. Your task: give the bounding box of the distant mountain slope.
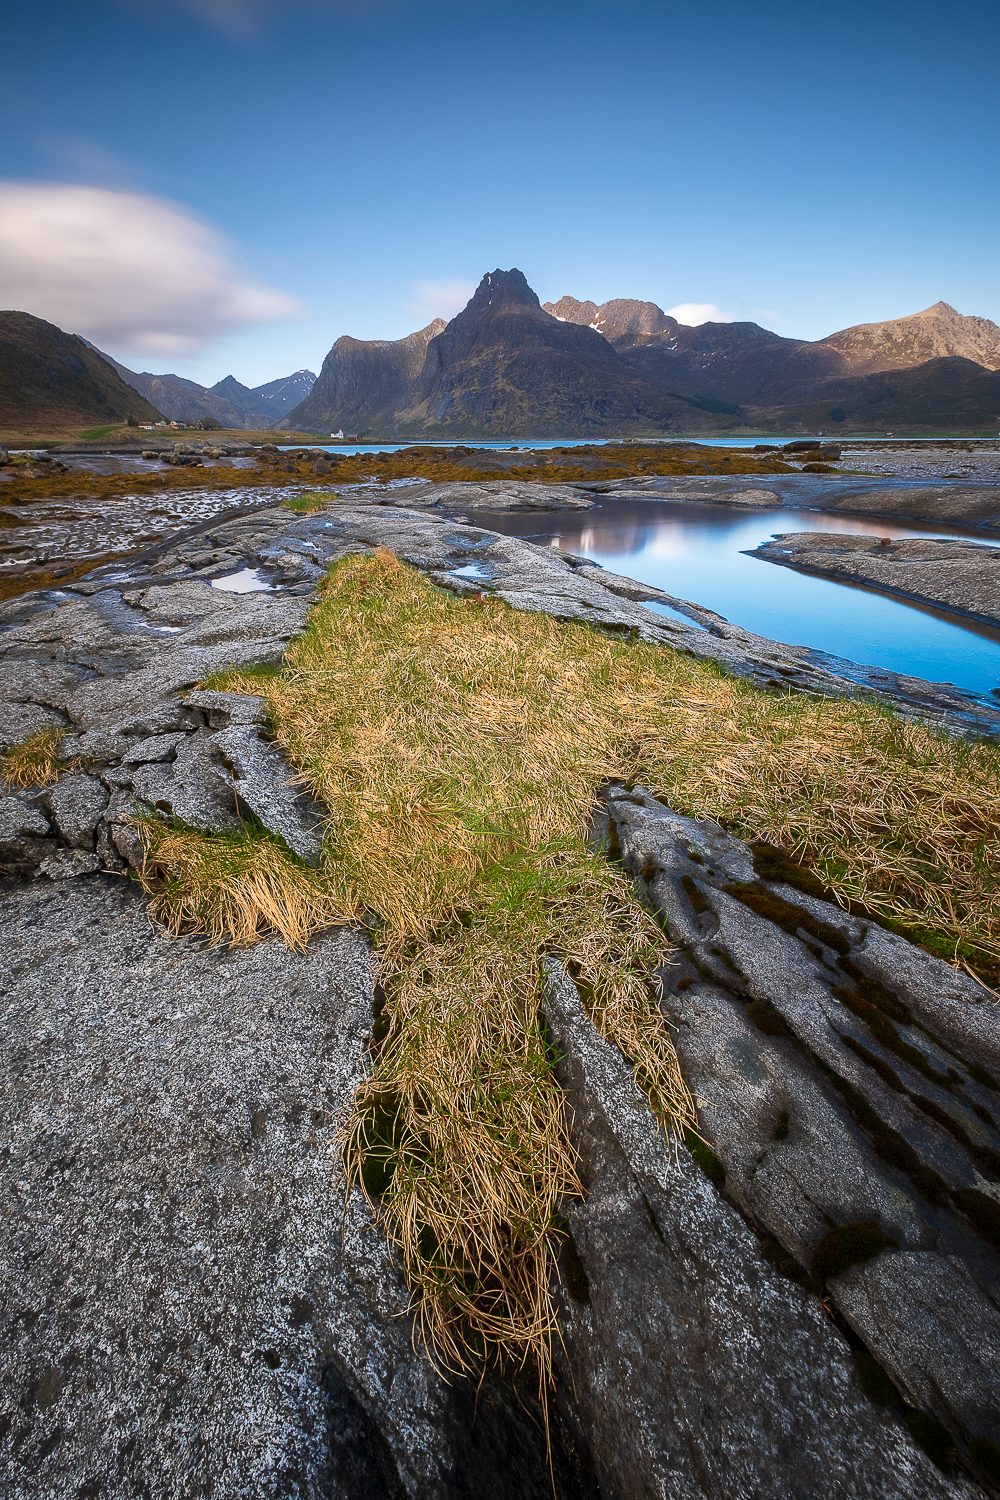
[546,295,826,404]
[387,270,710,438]
[619,321,840,406]
[101,362,250,428]
[748,355,1000,434]
[208,374,259,411]
[283,320,446,433]
[0,311,163,432]
[103,359,317,430]
[208,370,317,421]
[818,301,1000,375]
[550,294,1000,414]
[252,368,316,416]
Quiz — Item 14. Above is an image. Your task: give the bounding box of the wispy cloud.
[0,182,302,358]
[665,302,735,326]
[40,136,145,191]
[121,0,414,43]
[749,307,789,328]
[406,278,476,327]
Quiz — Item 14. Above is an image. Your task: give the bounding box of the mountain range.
[285,275,1000,438]
[98,356,316,430]
[4,275,1000,440]
[547,295,1000,417]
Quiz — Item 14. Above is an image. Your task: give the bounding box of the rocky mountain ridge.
[97,354,317,430]
[6,283,1000,441]
[388,270,690,437]
[287,271,725,439]
[552,295,1000,427]
[282,319,447,434]
[287,276,1000,438]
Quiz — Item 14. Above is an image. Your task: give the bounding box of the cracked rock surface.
[598,785,1000,1484]
[0,878,584,1500]
[5,494,998,885]
[3,493,1000,1496]
[3,491,1000,890]
[386,479,595,509]
[544,963,980,1500]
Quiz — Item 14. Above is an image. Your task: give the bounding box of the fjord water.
[480,499,1000,700]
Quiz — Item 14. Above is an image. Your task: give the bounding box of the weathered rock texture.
[749,531,1000,630]
[3,493,1000,892]
[545,963,983,1499]
[595,785,1000,1487]
[388,478,594,510]
[3,493,1000,1496]
[0,878,581,1499]
[285,321,446,436]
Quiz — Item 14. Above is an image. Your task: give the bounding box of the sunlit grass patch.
[135,816,342,950]
[1,727,64,788]
[631,689,1000,978]
[142,545,1000,1387]
[345,841,687,1379]
[281,490,340,513]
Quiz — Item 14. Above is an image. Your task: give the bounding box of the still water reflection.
[473,499,1000,698]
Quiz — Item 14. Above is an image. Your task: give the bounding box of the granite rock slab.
[596,784,1000,1476]
[749,532,1000,630]
[543,962,979,1500]
[0,878,572,1500]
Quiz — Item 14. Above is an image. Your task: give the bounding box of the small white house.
[330,429,344,439]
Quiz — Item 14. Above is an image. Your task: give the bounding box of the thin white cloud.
[666,302,735,326]
[0,182,301,358]
[406,278,476,328]
[173,0,267,38]
[749,307,789,329]
[122,0,413,43]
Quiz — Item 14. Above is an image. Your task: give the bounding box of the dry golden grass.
[136,820,342,949]
[632,689,1000,976]
[1,727,64,788]
[140,546,1000,1387]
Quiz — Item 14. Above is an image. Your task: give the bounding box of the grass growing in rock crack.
[1,727,64,788]
[137,546,1000,1387]
[281,490,340,513]
[136,818,332,949]
[633,690,1000,981]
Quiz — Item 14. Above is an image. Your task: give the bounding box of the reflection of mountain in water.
[471,496,1000,698]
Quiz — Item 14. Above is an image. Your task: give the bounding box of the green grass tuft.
[281,490,341,513]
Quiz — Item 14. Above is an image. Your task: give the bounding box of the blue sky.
[2,0,998,386]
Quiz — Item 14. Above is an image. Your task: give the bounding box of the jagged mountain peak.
[543,296,601,325]
[463,269,540,316]
[209,374,255,402]
[544,295,678,344]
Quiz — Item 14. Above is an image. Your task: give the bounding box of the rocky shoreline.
[3,497,1000,1497]
[748,532,1000,632]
